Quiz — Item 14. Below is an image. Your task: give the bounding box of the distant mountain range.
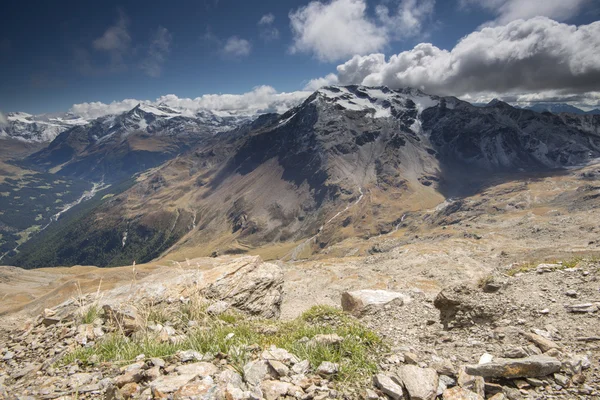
[523,103,600,115]
[25,103,253,183]
[0,104,255,144]
[6,85,600,269]
[1,112,89,142]
[473,101,600,115]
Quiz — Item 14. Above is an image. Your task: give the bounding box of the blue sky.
[1,0,599,114]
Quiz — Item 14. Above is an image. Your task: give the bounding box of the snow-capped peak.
[314,85,439,118]
[2,111,90,143]
[136,103,181,118]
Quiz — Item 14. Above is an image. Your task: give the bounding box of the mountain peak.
[310,85,439,119]
[486,98,510,107]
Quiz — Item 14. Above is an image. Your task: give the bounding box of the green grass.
[506,256,593,276]
[61,305,383,383]
[80,305,101,325]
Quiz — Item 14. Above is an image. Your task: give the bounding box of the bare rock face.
[433,284,504,329]
[464,355,561,379]
[202,257,284,319]
[341,289,411,316]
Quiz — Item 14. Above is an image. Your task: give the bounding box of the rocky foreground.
[0,256,599,399]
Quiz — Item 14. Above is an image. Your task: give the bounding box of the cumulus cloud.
[0,111,7,127]
[310,17,600,103]
[288,0,435,62]
[289,0,387,62]
[461,0,593,26]
[258,13,280,41]
[140,27,172,77]
[304,73,339,90]
[68,86,311,119]
[222,36,252,58]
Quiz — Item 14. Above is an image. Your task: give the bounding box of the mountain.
[0,112,89,143]
[523,103,600,115]
[8,85,600,269]
[26,103,253,183]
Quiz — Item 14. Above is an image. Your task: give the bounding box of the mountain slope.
[9,86,600,268]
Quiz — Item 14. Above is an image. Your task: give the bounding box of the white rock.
[341,289,411,316]
[479,353,494,364]
[373,373,404,400]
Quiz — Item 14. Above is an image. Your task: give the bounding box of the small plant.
[73,279,103,324]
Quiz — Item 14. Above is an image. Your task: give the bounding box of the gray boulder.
[464,355,561,379]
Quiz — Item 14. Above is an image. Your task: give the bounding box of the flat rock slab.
[373,374,404,400]
[151,374,197,396]
[342,289,410,316]
[465,355,561,379]
[396,365,438,400]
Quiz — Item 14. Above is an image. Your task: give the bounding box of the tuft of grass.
[561,257,583,269]
[80,305,100,325]
[506,256,592,276]
[506,262,536,276]
[477,275,494,288]
[61,304,383,384]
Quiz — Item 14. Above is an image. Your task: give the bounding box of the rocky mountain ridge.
[7,85,600,268]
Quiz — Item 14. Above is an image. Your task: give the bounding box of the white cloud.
[304,73,339,90]
[222,36,252,58]
[158,86,310,114]
[140,27,172,77]
[461,0,593,26]
[258,13,276,25]
[69,99,143,119]
[93,9,131,53]
[68,86,311,119]
[258,13,280,41]
[314,17,600,103]
[288,0,435,62]
[0,111,7,127]
[376,0,435,38]
[289,0,388,62]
